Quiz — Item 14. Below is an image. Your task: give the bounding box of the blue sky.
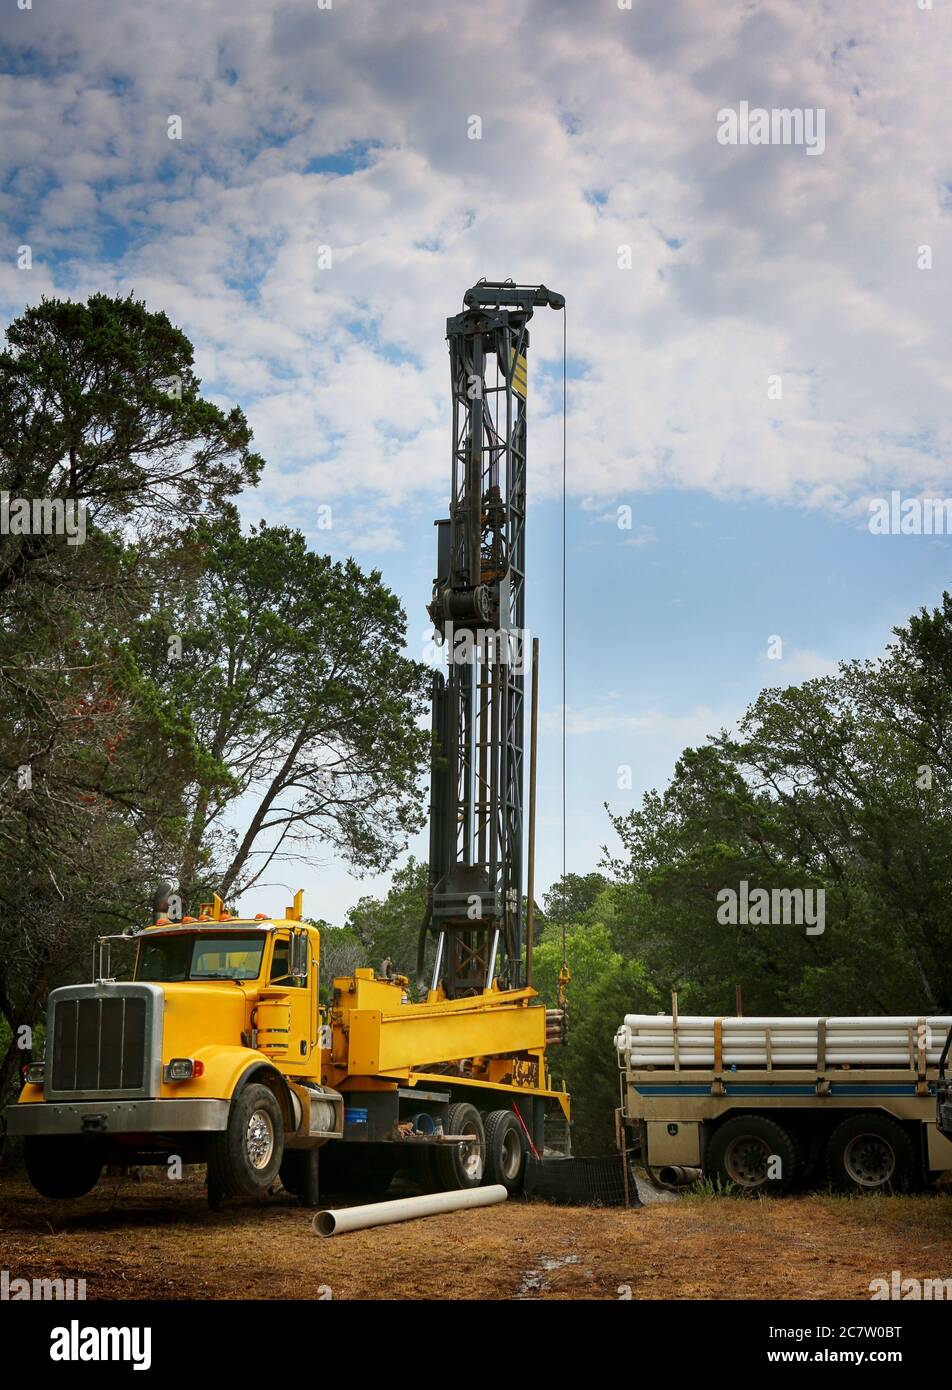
[1,0,951,922]
[284,483,952,921]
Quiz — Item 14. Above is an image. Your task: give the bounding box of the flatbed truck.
[617,1012,952,1194]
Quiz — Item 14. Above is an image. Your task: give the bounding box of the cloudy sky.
[2,0,951,923]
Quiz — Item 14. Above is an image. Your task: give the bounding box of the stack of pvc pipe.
[615,1015,952,1069]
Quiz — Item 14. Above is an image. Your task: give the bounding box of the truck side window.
[270,935,304,987]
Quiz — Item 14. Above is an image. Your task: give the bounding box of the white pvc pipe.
[627,1052,945,1067]
[313,1183,508,1237]
[623,1014,952,1028]
[624,1030,947,1037]
[617,1014,951,1070]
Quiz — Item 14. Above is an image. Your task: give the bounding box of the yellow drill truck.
[5,892,569,1206]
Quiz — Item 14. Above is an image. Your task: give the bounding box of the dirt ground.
[2,1171,951,1300]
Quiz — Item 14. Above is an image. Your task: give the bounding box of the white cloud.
[764,647,840,681]
[542,699,736,746]
[1,0,950,527]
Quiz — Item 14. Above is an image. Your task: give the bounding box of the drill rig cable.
[561,309,567,971]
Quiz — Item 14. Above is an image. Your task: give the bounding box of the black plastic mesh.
[522,1154,642,1207]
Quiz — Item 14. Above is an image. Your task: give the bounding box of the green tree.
[137,518,430,910]
[540,871,609,926]
[0,293,259,1116]
[0,293,261,587]
[315,924,364,1002]
[344,858,429,986]
[534,921,658,1152]
[605,596,952,1015]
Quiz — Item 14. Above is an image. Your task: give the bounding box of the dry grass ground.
[1,1172,951,1300]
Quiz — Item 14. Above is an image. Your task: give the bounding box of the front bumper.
[3,1098,230,1137]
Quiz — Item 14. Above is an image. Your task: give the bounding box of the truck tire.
[207,1083,284,1198]
[23,1136,104,1199]
[705,1114,799,1194]
[483,1110,525,1192]
[826,1113,915,1193]
[437,1102,485,1190]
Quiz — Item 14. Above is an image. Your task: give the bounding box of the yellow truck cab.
[6,892,569,1207]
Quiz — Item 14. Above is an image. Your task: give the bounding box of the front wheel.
[207,1083,284,1198]
[23,1137,104,1199]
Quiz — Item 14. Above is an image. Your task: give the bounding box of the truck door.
[268,931,315,1068]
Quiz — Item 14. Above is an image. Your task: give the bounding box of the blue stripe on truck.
[632,1082,932,1097]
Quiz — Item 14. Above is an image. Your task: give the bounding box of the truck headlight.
[24,1062,44,1086]
[164,1058,205,1082]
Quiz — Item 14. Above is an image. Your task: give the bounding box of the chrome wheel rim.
[247,1110,275,1170]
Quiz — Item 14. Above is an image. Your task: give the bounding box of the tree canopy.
[0,294,426,1119]
[137,516,430,910]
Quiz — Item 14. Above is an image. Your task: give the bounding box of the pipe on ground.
[313,1183,508,1237]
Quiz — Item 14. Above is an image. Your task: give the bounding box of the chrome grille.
[50,993,148,1094]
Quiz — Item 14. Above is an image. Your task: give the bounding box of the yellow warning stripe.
[510,347,527,399]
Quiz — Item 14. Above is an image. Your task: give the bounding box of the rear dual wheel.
[484,1110,526,1193]
[704,1115,799,1194]
[437,1103,485,1190]
[430,1105,526,1193]
[826,1114,915,1193]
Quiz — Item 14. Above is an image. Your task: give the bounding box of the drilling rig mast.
[421,280,565,999]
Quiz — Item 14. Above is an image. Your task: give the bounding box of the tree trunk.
[0,1035,24,1166]
[178,785,213,913]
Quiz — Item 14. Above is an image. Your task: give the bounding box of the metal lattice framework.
[421,281,564,998]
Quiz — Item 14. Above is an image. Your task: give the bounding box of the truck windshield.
[135,934,266,982]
